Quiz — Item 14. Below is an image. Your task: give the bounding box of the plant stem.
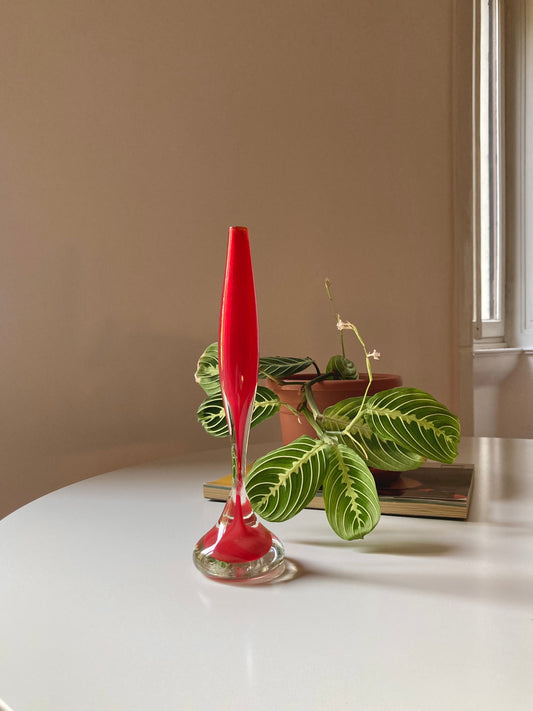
[282,372,333,390]
[303,381,323,421]
[307,372,335,386]
[340,321,374,434]
[299,406,326,438]
[298,406,338,446]
[281,402,302,417]
[325,279,346,358]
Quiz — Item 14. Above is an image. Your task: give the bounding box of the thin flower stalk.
[325,279,346,358]
[336,318,381,435]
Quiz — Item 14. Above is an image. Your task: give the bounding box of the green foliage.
[194,343,221,396]
[195,346,314,390]
[323,445,381,540]
[322,397,425,471]
[259,356,316,380]
[197,386,280,438]
[325,354,359,380]
[194,339,461,541]
[363,388,460,464]
[246,436,329,522]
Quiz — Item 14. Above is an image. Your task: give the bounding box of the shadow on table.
[292,539,455,556]
[211,551,531,611]
[275,558,533,611]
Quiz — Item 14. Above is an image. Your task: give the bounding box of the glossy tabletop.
[1,437,532,711]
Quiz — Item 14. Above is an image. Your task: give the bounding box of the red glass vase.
[193,226,285,581]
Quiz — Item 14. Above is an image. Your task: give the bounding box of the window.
[476,0,533,349]
[474,0,505,343]
[506,0,533,349]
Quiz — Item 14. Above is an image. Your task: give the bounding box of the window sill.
[473,346,523,357]
[473,347,523,387]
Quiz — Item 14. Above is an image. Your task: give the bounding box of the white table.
[1,437,532,711]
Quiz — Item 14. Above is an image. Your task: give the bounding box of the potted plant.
[195,281,461,542]
[263,283,403,471]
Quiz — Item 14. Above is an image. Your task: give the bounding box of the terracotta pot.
[265,373,403,486]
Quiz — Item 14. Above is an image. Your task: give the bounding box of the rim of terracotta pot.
[265,373,402,390]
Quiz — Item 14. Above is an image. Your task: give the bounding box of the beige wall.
[0,0,473,518]
[474,352,533,438]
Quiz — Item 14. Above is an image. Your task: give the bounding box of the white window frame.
[474,0,506,345]
[506,0,533,349]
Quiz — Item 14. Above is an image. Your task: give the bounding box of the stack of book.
[203,462,475,520]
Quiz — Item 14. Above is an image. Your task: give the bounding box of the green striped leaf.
[196,392,227,437]
[194,343,221,396]
[258,356,315,380]
[322,396,365,430]
[322,397,424,471]
[325,355,359,380]
[348,430,425,471]
[364,387,460,464]
[197,386,281,438]
[323,444,381,540]
[196,346,315,394]
[251,386,282,429]
[246,436,329,522]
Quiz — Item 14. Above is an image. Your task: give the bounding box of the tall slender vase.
[193,226,285,582]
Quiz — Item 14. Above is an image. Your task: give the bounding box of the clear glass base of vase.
[193,534,285,583]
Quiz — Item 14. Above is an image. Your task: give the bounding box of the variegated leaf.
[258,356,315,380]
[197,386,281,438]
[364,387,460,464]
[194,343,221,396]
[196,392,228,437]
[196,346,315,393]
[322,397,424,471]
[321,396,365,430]
[346,429,424,471]
[323,444,381,540]
[251,386,282,429]
[245,436,329,521]
[325,354,359,379]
